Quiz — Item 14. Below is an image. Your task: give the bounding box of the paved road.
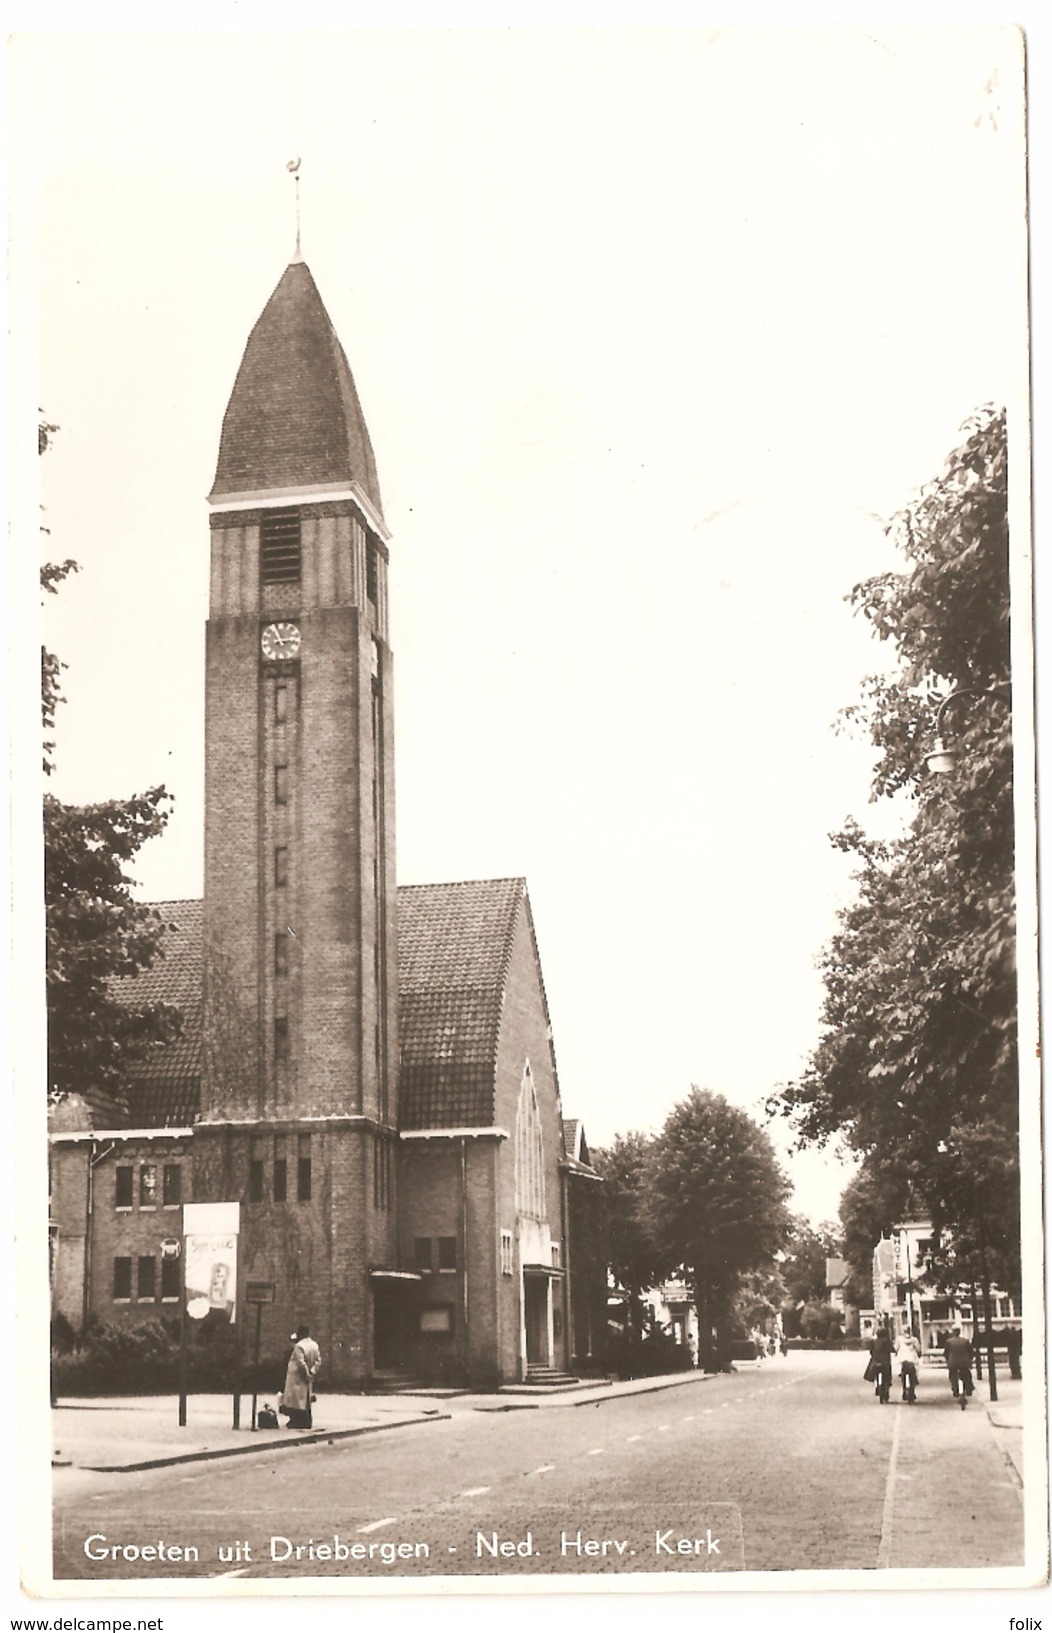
[53,1352,1024,1584]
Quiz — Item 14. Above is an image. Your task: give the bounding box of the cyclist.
[895,1328,921,1403]
[944,1327,975,1408]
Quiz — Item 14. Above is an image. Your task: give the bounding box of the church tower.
[196,256,399,1383]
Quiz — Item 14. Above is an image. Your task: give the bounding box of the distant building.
[863,1218,1020,1353]
[824,1257,849,1315]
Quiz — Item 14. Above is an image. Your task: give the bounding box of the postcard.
[7,20,1046,1622]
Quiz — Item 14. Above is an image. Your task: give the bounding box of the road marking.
[358,1517,398,1533]
[459,1486,491,1497]
[588,1447,604,1456]
[683,1414,695,1421]
[658,1424,670,1432]
[529,1464,556,1475]
[876,1400,903,1568]
[627,1434,643,1442]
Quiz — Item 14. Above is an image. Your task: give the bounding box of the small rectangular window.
[274,1158,287,1203]
[260,509,301,585]
[160,1256,180,1300]
[137,1255,157,1301]
[551,1243,561,1269]
[274,764,289,805]
[366,539,378,605]
[420,1306,452,1334]
[274,683,288,725]
[500,1230,514,1277]
[414,1237,432,1274]
[275,846,289,887]
[274,1016,289,1061]
[249,1160,264,1202]
[163,1164,182,1206]
[274,932,289,977]
[438,1236,457,1272]
[139,1165,158,1207]
[113,1257,132,1300]
[297,1133,312,1202]
[115,1167,133,1209]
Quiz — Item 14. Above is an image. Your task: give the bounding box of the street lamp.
[924,684,1011,775]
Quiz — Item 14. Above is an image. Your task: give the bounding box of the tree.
[838,1159,913,1311]
[780,1215,843,1307]
[590,1132,668,1339]
[644,1088,790,1369]
[41,420,181,1104]
[775,405,1019,1296]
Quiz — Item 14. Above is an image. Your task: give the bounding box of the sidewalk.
[976,1372,1024,1486]
[52,1369,713,1472]
[52,1392,451,1473]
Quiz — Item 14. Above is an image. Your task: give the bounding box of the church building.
[48,253,601,1391]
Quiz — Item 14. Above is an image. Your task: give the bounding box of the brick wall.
[50,1136,193,1331]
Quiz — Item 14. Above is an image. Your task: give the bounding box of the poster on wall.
[183,1201,239,1324]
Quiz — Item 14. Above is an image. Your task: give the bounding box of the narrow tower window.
[260,509,301,584]
[297,1134,312,1202]
[274,764,289,805]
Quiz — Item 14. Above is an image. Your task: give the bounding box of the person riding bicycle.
[944,1327,975,1406]
[870,1326,893,1404]
[895,1328,921,1403]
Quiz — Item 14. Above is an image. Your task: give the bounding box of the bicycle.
[949,1365,974,1408]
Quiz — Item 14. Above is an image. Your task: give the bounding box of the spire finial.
[287,158,302,261]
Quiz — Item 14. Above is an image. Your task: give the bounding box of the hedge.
[50,1318,292,1398]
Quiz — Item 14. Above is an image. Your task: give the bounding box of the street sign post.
[246,1282,276,1430]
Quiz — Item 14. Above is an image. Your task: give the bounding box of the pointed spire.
[209,260,383,517]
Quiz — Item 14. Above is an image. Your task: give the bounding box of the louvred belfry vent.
[261,509,301,584]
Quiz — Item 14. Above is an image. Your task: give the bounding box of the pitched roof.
[209,261,383,516]
[397,878,524,1130]
[561,1117,599,1177]
[113,900,203,1128]
[87,882,532,1133]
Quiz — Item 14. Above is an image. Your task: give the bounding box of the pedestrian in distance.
[944,1327,975,1408]
[895,1328,921,1403]
[869,1326,893,1403]
[280,1323,322,1429]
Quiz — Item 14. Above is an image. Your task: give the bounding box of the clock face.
[261,622,301,661]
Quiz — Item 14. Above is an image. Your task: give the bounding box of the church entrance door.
[372,1280,410,1372]
[524,1273,550,1368]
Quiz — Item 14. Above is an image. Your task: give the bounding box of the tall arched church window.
[515,1064,546,1222]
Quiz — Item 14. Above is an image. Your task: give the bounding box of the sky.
[11,25,1030,1227]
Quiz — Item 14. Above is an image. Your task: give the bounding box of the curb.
[979,1403,1025,1494]
[472,1369,716,1412]
[575,1370,717,1408]
[76,1410,452,1473]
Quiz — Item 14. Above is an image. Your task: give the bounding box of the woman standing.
[281,1324,322,1429]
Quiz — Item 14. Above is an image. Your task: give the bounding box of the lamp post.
[924,683,1011,776]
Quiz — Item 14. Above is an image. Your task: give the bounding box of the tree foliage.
[590,1132,669,1325]
[775,405,1018,1288]
[780,1215,843,1307]
[41,419,181,1103]
[644,1088,790,1366]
